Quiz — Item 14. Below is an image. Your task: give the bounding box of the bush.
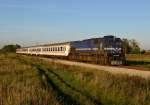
[1,44,21,53]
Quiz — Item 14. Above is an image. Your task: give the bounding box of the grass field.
[1,53,150,105]
[0,53,60,105]
[126,54,150,62]
[126,54,150,68]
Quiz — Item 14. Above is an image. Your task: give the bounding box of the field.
[126,54,150,69]
[1,53,150,105]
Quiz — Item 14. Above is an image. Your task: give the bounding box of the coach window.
[60,47,62,51]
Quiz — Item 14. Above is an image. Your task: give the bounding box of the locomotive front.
[103,36,125,65]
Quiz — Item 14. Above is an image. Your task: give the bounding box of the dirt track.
[42,58,150,79]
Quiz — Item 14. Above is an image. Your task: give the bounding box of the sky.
[0,0,150,50]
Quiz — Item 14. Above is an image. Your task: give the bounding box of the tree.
[122,38,140,54]
[129,39,140,54]
[1,44,21,53]
[122,38,131,54]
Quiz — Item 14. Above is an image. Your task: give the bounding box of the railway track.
[41,58,150,79]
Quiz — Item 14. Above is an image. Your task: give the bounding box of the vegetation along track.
[41,58,150,79]
[1,52,150,105]
[18,56,101,105]
[17,56,80,105]
[11,54,150,105]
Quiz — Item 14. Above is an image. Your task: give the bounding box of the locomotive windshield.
[103,36,122,54]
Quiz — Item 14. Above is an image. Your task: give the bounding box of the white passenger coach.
[16,43,71,56]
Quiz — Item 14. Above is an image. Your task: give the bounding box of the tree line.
[0,44,21,53]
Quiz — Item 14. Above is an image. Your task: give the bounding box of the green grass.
[0,53,60,105]
[1,53,150,105]
[18,54,150,105]
[126,54,150,68]
[126,54,150,62]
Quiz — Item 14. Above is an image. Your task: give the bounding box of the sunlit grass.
[0,53,60,105]
[19,55,150,105]
[1,53,150,105]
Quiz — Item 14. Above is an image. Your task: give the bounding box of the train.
[16,35,125,65]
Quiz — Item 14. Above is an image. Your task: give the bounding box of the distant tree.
[129,39,140,54]
[122,38,140,54]
[1,44,21,53]
[122,38,131,54]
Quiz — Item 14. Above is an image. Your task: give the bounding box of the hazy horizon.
[0,0,150,50]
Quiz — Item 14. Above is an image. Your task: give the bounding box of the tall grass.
[0,53,60,105]
[1,53,150,105]
[19,55,150,105]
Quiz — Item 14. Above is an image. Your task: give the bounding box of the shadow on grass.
[17,57,80,105]
[37,67,81,105]
[46,69,102,105]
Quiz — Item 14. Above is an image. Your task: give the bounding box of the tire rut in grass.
[17,57,80,105]
[46,70,102,105]
[17,56,102,105]
[37,67,80,105]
